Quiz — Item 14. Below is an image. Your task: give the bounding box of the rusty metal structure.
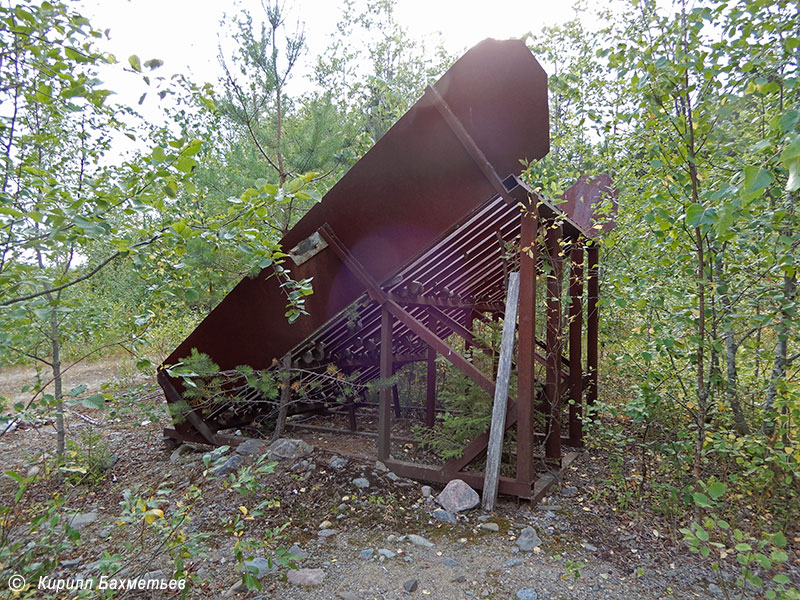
[159,38,616,501]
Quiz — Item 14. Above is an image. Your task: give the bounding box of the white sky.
[80,0,586,125]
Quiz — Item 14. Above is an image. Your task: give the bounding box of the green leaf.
[778,109,799,134]
[686,203,716,228]
[707,481,726,500]
[773,574,790,585]
[693,492,713,508]
[81,394,105,410]
[128,55,142,72]
[741,166,774,200]
[67,384,87,397]
[779,135,800,192]
[735,542,752,552]
[772,532,787,548]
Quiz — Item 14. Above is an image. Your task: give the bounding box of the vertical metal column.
[586,244,600,408]
[379,306,393,461]
[544,223,564,463]
[425,347,437,427]
[516,208,537,484]
[568,242,584,445]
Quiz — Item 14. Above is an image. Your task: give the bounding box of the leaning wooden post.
[568,241,585,445]
[378,306,393,461]
[272,354,292,441]
[516,208,537,485]
[586,244,600,409]
[544,223,564,464]
[425,346,437,427]
[482,272,520,511]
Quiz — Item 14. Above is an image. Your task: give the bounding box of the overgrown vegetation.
[1,0,798,597]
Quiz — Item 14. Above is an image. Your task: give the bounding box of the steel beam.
[544,222,564,463]
[568,243,584,444]
[587,244,599,408]
[517,209,537,484]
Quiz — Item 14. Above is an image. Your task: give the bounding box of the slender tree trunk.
[716,252,749,434]
[762,269,797,436]
[50,301,65,457]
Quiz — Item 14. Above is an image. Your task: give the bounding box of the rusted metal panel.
[557,174,617,238]
[161,39,549,433]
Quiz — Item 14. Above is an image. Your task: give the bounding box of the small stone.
[329,456,349,470]
[143,570,166,582]
[442,557,460,568]
[60,558,82,568]
[235,439,267,456]
[98,527,112,539]
[242,557,276,578]
[211,454,243,477]
[407,534,434,548]
[319,520,333,529]
[318,529,337,538]
[288,543,308,561]
[432,508,456,523]
[352,477,370,489]
[421,485,432,498]
[708,583,723,597]
[27,466,40,478]
[287,567,325,586]
[67,512,98,528]
[560,486,579,498]
[582,542,598,552]
[436,479,479,513]
[375,461,389,472]
[267,438,313,461]
[403,579,419,592]
[377,548,396,559]
[359,548,374,559]
[451,575,467,583]
[386,472,400,482]
[516,527,542,552]
[479,522,500,532]
[516,589,539,600]
[338,593,360,600]
[503,558,524,569]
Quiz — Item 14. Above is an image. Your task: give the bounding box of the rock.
[516,589,539,600]
[421,485,432,498]
[432,508,456,523]
[407,534,434,548]
[235,439,267,456]
[386,472,400,482]
[436,479,479,513]
[377,549,396,559]
[60,558,82,568]
[287,568,325,586]
[451,575,467,583]
[352,477,370,489]
[27,466,40,478]
[67,512,98,528]
[338,593,361,600]
[479,522,500,532]
[516,527,542,552]
[318,529,337,538]
[319,520,333,529]
[143,570,166,582]
[242,557,276,578]
[581,542,598,552]
[288,543,308,561]
[442,557,460,568]
[560,486,579,498]
[329,456,349,470]
[708,584,724,597]
[503,558,524,569]
[359,548,374,559]
[267,438,313,461]
[170,444,196,464]
[98,527,112,539]
[211,454,242,477]
[375,461,389,472]
[403,579,419,592]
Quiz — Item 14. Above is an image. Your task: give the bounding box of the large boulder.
[266,438,313,461]
[435,479,479,513]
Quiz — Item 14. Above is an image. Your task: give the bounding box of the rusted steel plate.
[160,39,550,432]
